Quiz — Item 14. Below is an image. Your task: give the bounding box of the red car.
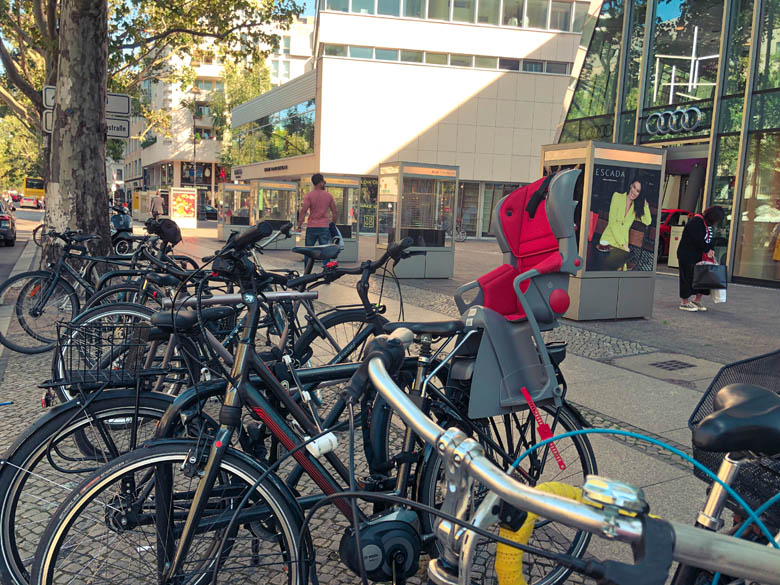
[659,208,692,258]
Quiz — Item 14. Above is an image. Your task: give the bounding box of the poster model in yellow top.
[600,180,652,251]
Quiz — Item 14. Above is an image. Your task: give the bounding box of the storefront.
[253,180,299,249]
[560,0,780,286]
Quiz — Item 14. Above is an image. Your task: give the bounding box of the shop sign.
[264,164,288,172]
[645,107,702,136]
[403,165,457,178]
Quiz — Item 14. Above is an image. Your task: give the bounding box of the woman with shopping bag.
[677,206,725,311]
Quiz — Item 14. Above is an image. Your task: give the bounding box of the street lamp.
[189,87,202,191]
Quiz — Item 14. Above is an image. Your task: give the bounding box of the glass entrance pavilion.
[560,0,780,285]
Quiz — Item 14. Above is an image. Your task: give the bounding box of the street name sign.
[42,85,131,116]
[43,110,130,138]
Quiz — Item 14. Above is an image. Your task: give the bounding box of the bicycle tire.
[455,230,468,243]
[83,281,165,310]
[0,271,80,354]
[32,224,49,248]
[113,239,132,255]
[31,441,304,585]
[0,390,175,585]
[417,403,596,585]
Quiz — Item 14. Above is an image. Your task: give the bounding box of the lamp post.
[189,87,201,195]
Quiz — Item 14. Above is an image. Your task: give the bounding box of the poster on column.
[586,163,661,272]
[170,187,198,229]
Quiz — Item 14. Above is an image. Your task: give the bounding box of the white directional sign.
[42,85,131,116]
[42,111,130,138]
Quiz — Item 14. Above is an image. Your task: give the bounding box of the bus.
[21,177,45,208]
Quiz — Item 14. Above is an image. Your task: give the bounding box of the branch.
[119,21,270,49]
[3,8,46,56]
[46,0,56,42]
[0,39,42,109]
[0,85,41,132]
[31,0,49,42]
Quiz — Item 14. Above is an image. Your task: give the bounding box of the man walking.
[298,174,338,264]
[149,192,165,220]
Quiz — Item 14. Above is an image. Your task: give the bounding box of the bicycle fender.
[154,379,229,439]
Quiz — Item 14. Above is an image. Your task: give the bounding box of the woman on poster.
[600,178,652,254]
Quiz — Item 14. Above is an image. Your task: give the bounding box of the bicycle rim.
[33,444,301,585]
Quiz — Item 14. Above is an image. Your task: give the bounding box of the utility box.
[542,142,666,320]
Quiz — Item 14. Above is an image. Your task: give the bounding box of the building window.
[378,0,400,15]
[522,59,544,73]
[475,56,498,68]
[349,46,373,58]
[499,58,520,70]
[232,99,315,165]
[545,61,569,74]
[282,61,290,79]
[326,0,348,10]
[283,36,291,54]
[425,52,448,65]
[549,0,571,31]
[375,48,399,60]
[404,0,424,17]
[458,182,480,236]
[196,80,214,91]
[401,50,424,62]
[453,0,475,22]
[115,169,122,181]
[450,54,474,67]
[477,0,499,24]
[428,0,451,20]
[525,0,548,28]
[216,81,224,92]
[324,44,348,56]
[352,0,375,13]
[502,0,523,26]
[271,61,279,77]
[572,1,588,31]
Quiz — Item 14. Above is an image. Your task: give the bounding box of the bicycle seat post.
[696,454,741,531]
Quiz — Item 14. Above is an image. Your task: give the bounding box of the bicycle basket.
[688,349,780,527]
[50,321,161,392]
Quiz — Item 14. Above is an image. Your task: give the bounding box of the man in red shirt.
[298,173,338,264]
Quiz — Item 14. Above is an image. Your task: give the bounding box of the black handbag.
[693,262,727,290]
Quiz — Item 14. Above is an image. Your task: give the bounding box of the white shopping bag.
[712,288,727,303]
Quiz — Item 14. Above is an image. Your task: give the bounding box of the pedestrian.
[298,173,338,266]
[149,192,165,220]
[677,205,725,312]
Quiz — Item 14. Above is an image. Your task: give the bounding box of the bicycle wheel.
[0,391,175,585]
[32,224,49,247]
[417,403,596,585]
[31,442,303,585]
[113,239,132,255]
[455,229,468,242]
[83,281,165,310]
[292,308,388,367]
[0,271,79,354]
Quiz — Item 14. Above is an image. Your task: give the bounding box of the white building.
[230,0,591,238]
[268,16,315,86]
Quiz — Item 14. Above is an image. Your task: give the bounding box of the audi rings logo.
[645,107,702,136]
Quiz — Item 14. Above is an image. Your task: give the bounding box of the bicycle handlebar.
[359,331,780,585]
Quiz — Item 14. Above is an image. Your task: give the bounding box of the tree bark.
[45,0,110,258]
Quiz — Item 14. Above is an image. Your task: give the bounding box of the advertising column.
[170,187,198,229]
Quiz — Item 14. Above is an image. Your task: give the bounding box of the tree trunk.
[45,0,110,259]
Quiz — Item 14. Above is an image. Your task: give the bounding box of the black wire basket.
[688,349,780,527]
[49,320,161,392]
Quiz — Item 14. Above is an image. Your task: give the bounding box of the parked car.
[9,193,21,203]
[20,196,42,209]
[659,208,692,258]
[197,204,218,221]
[0,200,16,246]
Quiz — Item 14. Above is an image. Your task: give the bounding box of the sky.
[301,1,315,16]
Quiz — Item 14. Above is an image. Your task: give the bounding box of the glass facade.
[561,0,780,285]
[231,100,315,165]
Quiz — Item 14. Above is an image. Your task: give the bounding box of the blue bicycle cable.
[509,428,780,549]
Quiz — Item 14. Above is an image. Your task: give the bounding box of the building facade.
[269,16,315,86]
[560,0,780,286]
[230,0,590,238]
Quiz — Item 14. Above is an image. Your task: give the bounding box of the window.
[475,56,498,68]
[502,0,523,26]
[378,0,400,15]
[425,52,448,65]
[523,60,544,72]
[351,0,374,13]
[283,36,291,54]
[375,48,399,60]
[401,50,424,62]
[428,0,451,20]
[271,61,279,76]
[404,0,423,17]
[216,81,224,92]
[324,44,348,56]
[196,80,214,91]
[195,105,212,117]
[499,58,520,70]
[525,0,548,27]
[549,1,571,31]
[450,54,473,67]
[453,0,475,22]
[477,0,499,24]
[349,46,373,58]
[115,169,122,180]
[282,61,290,79]
[326,0,348,10]
[545,61,569,74]
[573,1,588,31]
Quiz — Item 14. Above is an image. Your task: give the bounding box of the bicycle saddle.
[292,244,340,261]
[151,307,234,332]
[384,320,464,337]
[146,272,181,287]
[692,383,780,457]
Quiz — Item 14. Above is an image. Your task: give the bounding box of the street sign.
[42,85,131,116]
[42,111,130,138]
[106,118,130,139]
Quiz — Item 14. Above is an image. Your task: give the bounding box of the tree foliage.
[0,114,43,188]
